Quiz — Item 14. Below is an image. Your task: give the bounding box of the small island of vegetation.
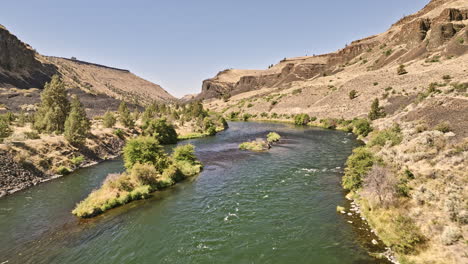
[239,132,281,151]
[72,138,202,218]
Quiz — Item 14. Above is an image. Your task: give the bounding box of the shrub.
[397,64,408,75]
[118,101,135,128]
[373,82,379,86]
[239,140,269,151]
[56,166,71,175]
[70,155,85,166]
[441,226,462,245]
[103,111,116,128]
[113,128,124,138]
[242,113,252,121]
[352,119,372,137]
[451,82,467,93]
[34,75,70,133]
[64,96,91,145]
[342,147,374,191]
[142,118,178,144]
[130,162,159,187]
[271,100,278,106]
[292,88,302,95]
[320,118,337,129]
[368,125,403,147]
[434,122,451,133]
[0,119,12,141]
[123,136,168,171]
[396,169,414,197]
[349,90,357,99]
[247,103,253,108]
[390,216,425,253]
[228,111,239,120]
[368,98,386,120]
[172,144,197,163]
[24,131,40,140]
[442,75,451,81]
[294,113,310,125]
[266,132,281,143]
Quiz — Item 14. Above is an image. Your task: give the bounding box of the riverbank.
[0,121,385,264]
[0,120,227,198]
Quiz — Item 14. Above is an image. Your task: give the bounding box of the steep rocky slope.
[198,0,467,102]
[0,25,57,89]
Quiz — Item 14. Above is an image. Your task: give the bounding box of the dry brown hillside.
[201,0,467,139]
[47,56,175,104]
[0,25,175,115]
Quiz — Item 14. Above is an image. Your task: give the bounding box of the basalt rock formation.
[197,0,468,101]
[0,25,57,89]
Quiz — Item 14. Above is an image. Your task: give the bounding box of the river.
[0,122,389,264]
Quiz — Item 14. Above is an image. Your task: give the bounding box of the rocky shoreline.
[339,195,399,264]
[0,135,125,198]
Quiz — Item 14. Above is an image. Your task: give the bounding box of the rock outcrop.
[0,26,57,89]
[196,0,468,101]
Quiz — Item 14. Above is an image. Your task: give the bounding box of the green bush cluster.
[294,113,310,125]
[266,132,281,143]
[73,138,202,218]
[103,111,117,128]
[142,118,178,144]
[342,147,375,191]
[239,141,269,151]
[368,124,403,147]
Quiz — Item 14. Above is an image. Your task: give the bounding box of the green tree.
[64,96,91,145]
[171,144,197,163]
[118,101,134,128]
[34,75,70,133]
[368,98,386,120]
[142,118,178,144]
[103,111,116,128]
[294,113,310,125]
[342,147,374,191]
[123,136,168,171]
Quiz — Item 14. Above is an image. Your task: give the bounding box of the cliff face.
[0,26,57,89]
[197,0,467,101]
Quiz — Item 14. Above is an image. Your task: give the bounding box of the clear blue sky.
[1,0,428,97]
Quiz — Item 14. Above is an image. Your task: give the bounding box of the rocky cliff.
[197,0,467,101]
[0,25,57,89]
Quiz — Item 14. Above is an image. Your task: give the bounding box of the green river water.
[0,122,390,264]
